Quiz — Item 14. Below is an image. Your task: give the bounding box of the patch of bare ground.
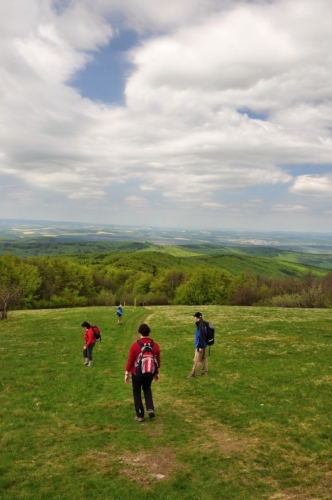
[269,487,332,500]
[81,447,181,486]
[118,447,180,486]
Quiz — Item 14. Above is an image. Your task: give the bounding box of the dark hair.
[81,321,91,328]
[138,323,151,337]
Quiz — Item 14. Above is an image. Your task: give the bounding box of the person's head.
[193,312,202,323]
[138,323,151,337]
[81,321,90,329]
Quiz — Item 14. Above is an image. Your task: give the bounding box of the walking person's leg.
[87,344,95,366]
[83,347,89,365]
[132,374,145,420]
[188,350,203,377]
[201,348,208,375]
[142,375,155,418]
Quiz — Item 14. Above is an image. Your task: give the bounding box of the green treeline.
[1,250,332,318]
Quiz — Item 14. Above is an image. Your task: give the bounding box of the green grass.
[1,305,332,499]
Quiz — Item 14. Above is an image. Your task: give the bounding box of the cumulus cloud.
[290,175,332,196]
[0,0,332,230]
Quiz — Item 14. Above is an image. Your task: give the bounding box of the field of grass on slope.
[1,305,332,499]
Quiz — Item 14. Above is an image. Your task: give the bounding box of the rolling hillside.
[69,250,328,279]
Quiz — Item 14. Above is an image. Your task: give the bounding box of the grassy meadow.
[1,305,332,499]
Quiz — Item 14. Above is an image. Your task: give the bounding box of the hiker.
[187,312,208,378]
[124,323,161,422]
[116,304,123,325]
[81,321,96,366]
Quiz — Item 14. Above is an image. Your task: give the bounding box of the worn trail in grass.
[0,305,332,499]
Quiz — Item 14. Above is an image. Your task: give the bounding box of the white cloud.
[124,195,149,209]
[290,175,332,196]
[202,202,225,209]
[271,204,308,213]
[1,0,332,230]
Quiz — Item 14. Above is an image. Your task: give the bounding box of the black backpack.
[202,321,215,354]
[205,322,215,347]
[135,341,158,377]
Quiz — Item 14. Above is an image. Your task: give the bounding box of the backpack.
[135,340,158,377]
[91,325,101,342]
[205,322,215,347]
[202,321,215,355]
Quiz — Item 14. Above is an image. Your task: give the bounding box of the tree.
[30,257,95,306]
[227,272,260,306]
[152,269,186,300]
[173,266,231,305]
[0,255,41,319]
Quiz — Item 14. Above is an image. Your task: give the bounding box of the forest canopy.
[1,247,332,318]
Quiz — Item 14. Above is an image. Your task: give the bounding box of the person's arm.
[124,343,136,382]
[195,328,201,349]
[196,323,206,351]
[154,343,161,381]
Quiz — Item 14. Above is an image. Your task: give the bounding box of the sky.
[1,0,332,232]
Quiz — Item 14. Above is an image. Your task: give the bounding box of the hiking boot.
[147,409,155,419]
[135,416,144,422]
[187,374,195,378]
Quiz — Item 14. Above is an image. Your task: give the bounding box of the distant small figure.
[81,322,96,366]
[116,304,123,325]
[187,312,208,378]
[124,323,161,422]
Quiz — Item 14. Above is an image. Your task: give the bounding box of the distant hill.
[1,219,332,253]
[1,219,332,279]
[68,249,328,279]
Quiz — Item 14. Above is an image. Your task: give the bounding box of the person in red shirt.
[124,323,161,422]
[81,321,96,366]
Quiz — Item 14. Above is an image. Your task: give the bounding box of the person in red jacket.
[81,321,96,366]
[124,323,161,422]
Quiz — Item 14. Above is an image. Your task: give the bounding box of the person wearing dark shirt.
[187,312,208,378]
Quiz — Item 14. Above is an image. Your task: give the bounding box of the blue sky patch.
[238,109,268,121]
[69,29,139,105]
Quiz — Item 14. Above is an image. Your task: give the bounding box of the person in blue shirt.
[116,304,123,325]
[187,311,208,378]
